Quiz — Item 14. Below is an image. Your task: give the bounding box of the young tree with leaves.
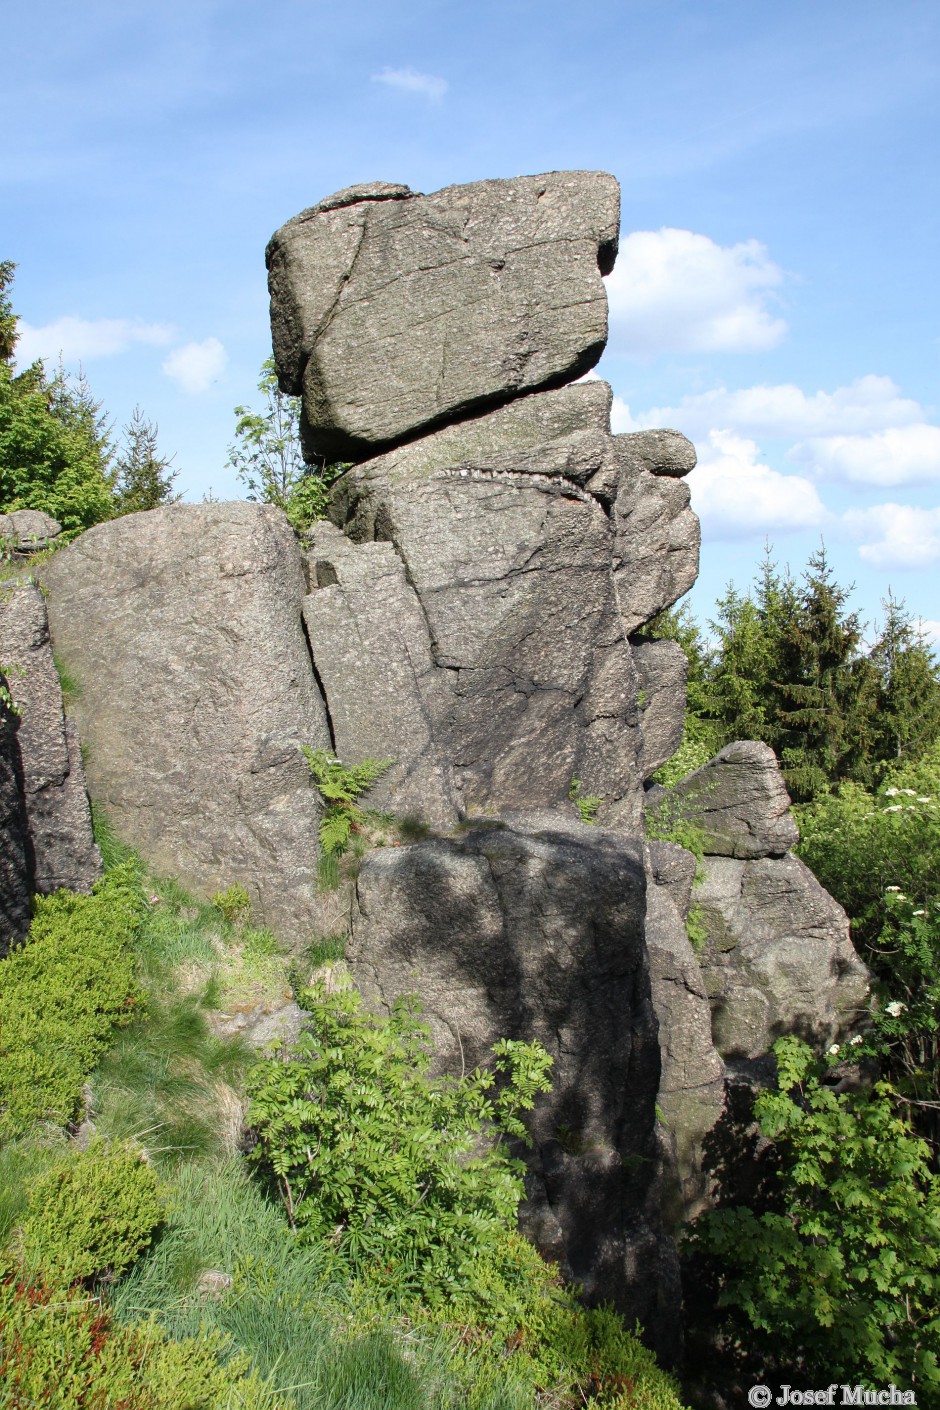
[227,357,343,531]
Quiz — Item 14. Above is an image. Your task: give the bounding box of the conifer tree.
[112,405,180,514]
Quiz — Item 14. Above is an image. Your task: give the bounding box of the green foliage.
[0,1257,286,1409]
[212,881,252,925]
[0,863,144,1139]
[0,354,116,533]
[687,1036,940,1389]
[227,357,345,531]
[569,774,602,824]
[246,983,552,1301]
[112,403,180,514]
[796,752,940,1146]
[303,747,392,856]
[651,549,940,803]
[17,1139,164,1287]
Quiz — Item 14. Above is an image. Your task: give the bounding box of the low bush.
[0,862,144,1138]
[0,1257,286,1409]
[17,1139,164,1287]
[246,983,552,1303]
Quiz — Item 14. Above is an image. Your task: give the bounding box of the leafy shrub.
[0,1258,286,1408]
[0,862,144,1138]
[686,1036,940,1390]
[796,751,940,1143]
[302,747,392,857]
[17,1139,164,1286]
[246,983,552,1301]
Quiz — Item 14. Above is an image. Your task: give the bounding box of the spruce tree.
[869,592,940,768]
[113,405,180,514]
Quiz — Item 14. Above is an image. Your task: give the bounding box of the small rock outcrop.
[694,852,869,1060]
[267,173,620,460]
[667,740,800,858]
[0,509,63,555]
[0,582,100,923]
[40,503,332,941]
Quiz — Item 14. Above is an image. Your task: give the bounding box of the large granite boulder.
[0,583,100,896]
[665,740,800,859]
[267,172,620,460]
[347,812,678,1347]
[39,503,332,945]
[0,674,31,955]
[633,641,688,780]
[695,853,870,1060]
[315,381,698,831]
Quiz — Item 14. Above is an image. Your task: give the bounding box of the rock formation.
[27,170,868,1358]
[41,502,332,943]
[0,582,100,955]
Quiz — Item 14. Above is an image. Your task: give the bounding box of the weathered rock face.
[40,503,332,941]
[348,813,678,1344]
[667,740,800,859]
[312,382,699,830]
[695,853,870,1060]
[0,583,100,900]
[267,172,620,460]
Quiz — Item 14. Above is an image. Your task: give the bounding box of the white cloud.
[791,423,940,487]
[371,66,447,101]
[161,338,227,394]
[605,228,787,358]
[842,504,940,570]
[688,429,827,540]
[610,396,641,434]
[919,620,940,648]
[637,375,924,442]
[15,316,174,364]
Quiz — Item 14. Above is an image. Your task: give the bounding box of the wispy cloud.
[605,228,787,358]
[15,316,174,364]
[161,338,227,394]
[371,65,447,102]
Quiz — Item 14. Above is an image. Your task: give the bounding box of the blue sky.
[4,0,939,639]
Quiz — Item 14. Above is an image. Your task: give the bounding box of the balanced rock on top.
[266,171,620,461]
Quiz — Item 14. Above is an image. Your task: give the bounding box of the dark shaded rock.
[644,842,726,1223]
[267,171,620,459]
[618,429,696,478]
[0,672,31,955]
[348,818,677,1340]
[0,509,63,553]
[0,583,100,895]
[668,740,800,859]
[39,503,332,946]
[695,853,870,1059]
[632,640,688,780]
